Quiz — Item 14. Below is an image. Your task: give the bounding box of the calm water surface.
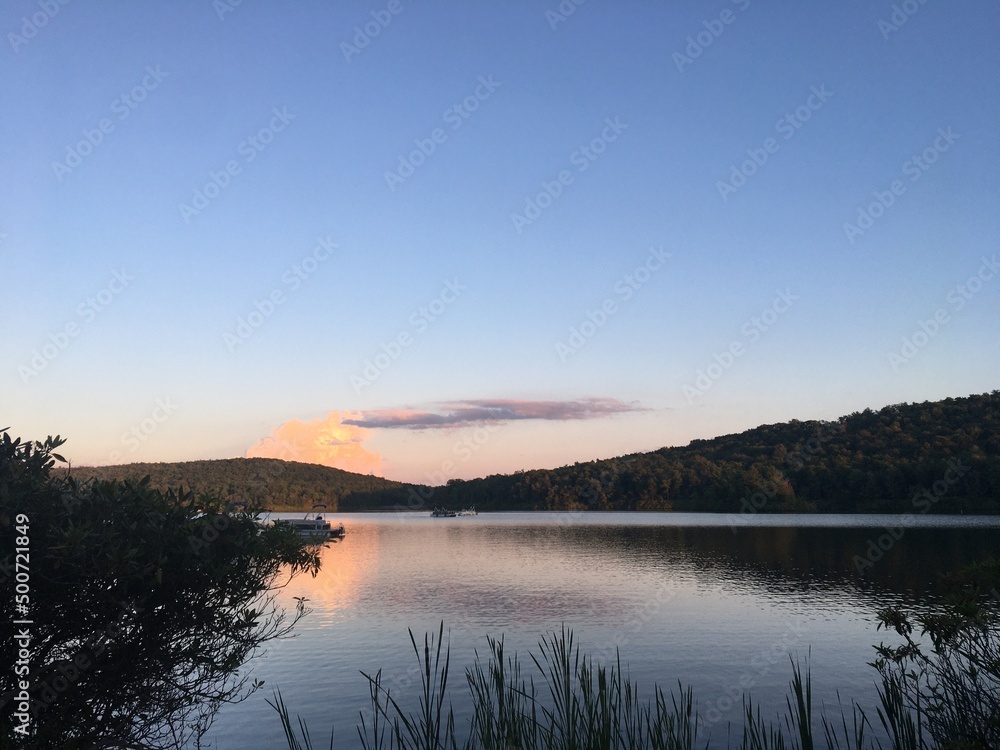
[202,512,1000,749]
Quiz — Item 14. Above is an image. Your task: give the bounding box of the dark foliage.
[872,558,1000,749]
[0,432,322,748]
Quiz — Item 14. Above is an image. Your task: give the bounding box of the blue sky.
[2,1,998,483]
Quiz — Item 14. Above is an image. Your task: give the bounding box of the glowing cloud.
[343,398,647,430]
[247,411,383,474]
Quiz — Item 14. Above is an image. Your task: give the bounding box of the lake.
[201,512,1000,749]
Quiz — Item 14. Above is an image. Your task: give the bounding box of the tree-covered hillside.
[77,457,415,511]
[423,391,1000,515]
[78,392,1000,514]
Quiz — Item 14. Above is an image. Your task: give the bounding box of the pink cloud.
[247,411,383,474]
[343,398,646,429]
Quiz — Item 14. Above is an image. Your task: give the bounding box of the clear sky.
[2,1,998,484]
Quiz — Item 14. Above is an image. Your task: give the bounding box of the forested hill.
[78,392,999,514]
[77,457,415,511]
[414,391,1000,515]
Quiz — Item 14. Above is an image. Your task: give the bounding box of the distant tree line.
[80,392,1000,514]
[421,391,1000,515]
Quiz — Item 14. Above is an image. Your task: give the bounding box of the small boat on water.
[430,507,477,517]
[277,504,345,540]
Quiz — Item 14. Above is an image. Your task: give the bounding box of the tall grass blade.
[785,656,813,750]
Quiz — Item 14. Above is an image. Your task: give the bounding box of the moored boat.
[430,507,477,517]
[275,504,345,540]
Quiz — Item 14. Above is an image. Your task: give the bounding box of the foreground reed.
[268,624,949,750]
[272,562,999,749]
